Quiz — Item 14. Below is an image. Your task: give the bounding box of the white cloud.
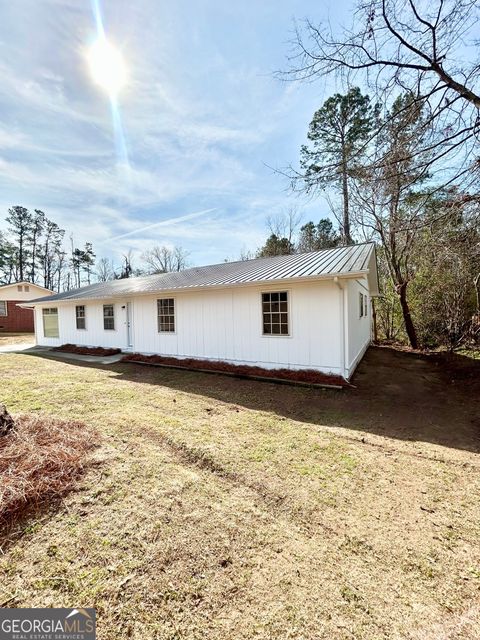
[0,0,331,267]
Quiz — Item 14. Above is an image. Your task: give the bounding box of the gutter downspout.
[334,277,348,380]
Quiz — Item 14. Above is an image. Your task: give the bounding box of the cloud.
[0,0,332,267]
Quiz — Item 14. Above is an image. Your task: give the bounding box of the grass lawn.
[0,347,479,639]
[0,333,35,346]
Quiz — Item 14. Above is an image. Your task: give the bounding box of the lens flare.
[87,37,127,96]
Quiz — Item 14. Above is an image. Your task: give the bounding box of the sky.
[0,0,350,267]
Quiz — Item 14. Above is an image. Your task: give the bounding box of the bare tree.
[284,0,480,189]
[266,208,303,246]
[141,245,190,274]
[96,257,115,282]
[352,92,432,348]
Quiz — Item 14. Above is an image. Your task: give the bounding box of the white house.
[24,243,379,380]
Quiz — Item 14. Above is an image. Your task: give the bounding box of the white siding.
[345,278,371,377]
[35,302,127,349]
[35,281,344,375]
[129,282,342,373]
[0,283,52,301]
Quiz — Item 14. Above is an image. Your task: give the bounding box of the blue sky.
[0,0,349,267]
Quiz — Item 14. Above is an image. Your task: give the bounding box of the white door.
[126,302,133,349]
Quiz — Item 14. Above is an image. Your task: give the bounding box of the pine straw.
[53,344,121,356]
[0,414,100,533]
[121,352,347,387]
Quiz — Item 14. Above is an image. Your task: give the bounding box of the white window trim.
[0,301,7,317]
[76,305,87,330]
[42,307,59,338]
[157,297,176,334]
[103,304,116,331]
[261,290,291,338]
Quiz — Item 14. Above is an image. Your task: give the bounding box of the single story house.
[24,243,379,379]
[0,281,54,332]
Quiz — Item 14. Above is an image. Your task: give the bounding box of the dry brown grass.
[0,333,34,346]
[0,348,478,638]
[0,414,99,535]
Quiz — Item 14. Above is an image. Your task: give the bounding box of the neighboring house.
[24,243,379,379]
[0,282,54,333]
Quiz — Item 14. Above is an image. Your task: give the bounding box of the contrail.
[102,207,218,243]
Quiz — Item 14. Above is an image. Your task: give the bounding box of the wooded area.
[1,0,478,353]
[270,0,480,350]
[0,206,190,290]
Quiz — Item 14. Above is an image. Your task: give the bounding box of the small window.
[359,292,364,318]
[17,285,23,292]
[103,304,115,330]
[157,298,175,332]
[363,295,368,317]
[76,305,86,330]
[24,285,30,292]
[0,301,7,317]
[42,307,59,338]
[262,291,289,335]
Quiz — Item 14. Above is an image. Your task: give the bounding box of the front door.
[126,302,133,349]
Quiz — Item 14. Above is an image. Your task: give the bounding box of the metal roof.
[28,242,377,304]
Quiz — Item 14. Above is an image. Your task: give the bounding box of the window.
[42,308,59,338]
[76,305,86,330]
[103,304,115,330]
[17,285,22,292]
[157,298,175,332]
[24,285,30,292]
[0,301,7,317]
[359,293,368,317]
[262,291,289,335]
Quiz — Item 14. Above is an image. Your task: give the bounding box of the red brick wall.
[0,301,35,332]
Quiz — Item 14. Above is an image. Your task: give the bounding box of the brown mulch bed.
[0,414,100,534]
[121,353,346,387]
[53,344,121,356]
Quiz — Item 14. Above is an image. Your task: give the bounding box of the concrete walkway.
[0,343,124,365]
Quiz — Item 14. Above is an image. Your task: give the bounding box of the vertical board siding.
[132,281,342,374]
[34,281,344,375]
[35,302,127,349]
[346,278,371,375]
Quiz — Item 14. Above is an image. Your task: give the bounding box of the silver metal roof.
[29,243,377,304]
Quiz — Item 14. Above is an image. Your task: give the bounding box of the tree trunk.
[371,297,378,343]
[397,282,418,349]
[474,273,480,314]
[341,154,352,245]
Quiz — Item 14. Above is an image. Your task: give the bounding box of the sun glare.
[87,37,127,96]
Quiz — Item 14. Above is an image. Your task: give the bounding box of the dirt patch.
[431,350,480,387]
[53,344,121,356]
[121,352,346,387]
[0,413,100,538]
